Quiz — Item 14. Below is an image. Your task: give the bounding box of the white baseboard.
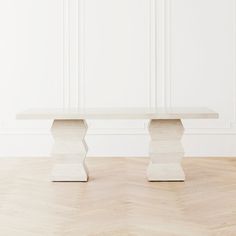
[0,133,236,157]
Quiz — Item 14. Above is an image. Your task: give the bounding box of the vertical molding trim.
[78,0,86,109]
[63,0,80,109]
[154,0,171,108]
[75,0,80,109]
[62,0,70,108]
[229,0,236,128]
[164,0,172,108]
[155,0,166,107]
[149,0,157,108]
[62,0,67,108]
[233,0,236,125]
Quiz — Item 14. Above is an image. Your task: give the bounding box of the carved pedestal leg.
[51,120,88,182]
[147,119,185,181]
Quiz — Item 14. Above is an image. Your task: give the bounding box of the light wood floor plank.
[0,157,235,236]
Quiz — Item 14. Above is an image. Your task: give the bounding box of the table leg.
[51,120,88,182]
[147,119,185,181]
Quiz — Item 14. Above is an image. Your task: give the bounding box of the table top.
[16,107,219,120]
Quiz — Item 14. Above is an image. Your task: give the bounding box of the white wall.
[0,0,236,157]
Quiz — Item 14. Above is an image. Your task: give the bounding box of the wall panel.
[0,0,236,157]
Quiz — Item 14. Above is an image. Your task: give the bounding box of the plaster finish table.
[16,108,218,182]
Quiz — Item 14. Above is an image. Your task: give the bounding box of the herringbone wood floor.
[0,157,236,236]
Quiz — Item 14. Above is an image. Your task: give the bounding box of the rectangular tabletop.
[16,107,218,120]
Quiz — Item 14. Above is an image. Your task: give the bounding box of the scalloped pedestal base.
[147,119,185,182]
[51,120,88,182]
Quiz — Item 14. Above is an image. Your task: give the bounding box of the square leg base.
[147,163,185,182]
[51,164,88,182]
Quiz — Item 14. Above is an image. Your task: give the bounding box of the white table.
[16,107,218,182]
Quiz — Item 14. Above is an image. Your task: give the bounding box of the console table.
[16,107,218,182]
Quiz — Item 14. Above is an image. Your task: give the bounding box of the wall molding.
[61,0,236,135]
[161,0,235,132]
[62,0,81,109]
[78,0,86,109]
[0,0,236,157]
[62,0,70,108]
[149,0,157,108]
[0,0,235,137]
[75,0,155,133]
